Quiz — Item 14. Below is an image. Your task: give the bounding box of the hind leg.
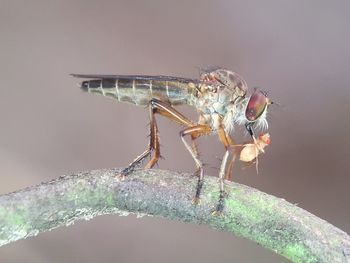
[117,98,195,179]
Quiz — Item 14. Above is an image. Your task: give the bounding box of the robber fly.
[72,68,272,213]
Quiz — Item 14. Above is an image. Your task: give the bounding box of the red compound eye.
[245,91,268,121]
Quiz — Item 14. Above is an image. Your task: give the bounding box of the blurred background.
[0,0,349,262]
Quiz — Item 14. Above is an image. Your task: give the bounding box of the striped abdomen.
[79,78,196,106]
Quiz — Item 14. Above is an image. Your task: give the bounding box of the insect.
[72,68,273,213]
[239,133,270,163]
[233,133,271,174]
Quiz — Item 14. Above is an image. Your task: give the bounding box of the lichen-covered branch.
[0,169,349,262]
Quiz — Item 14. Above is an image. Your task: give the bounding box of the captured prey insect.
[234,133,271,175]
[72,68,273,213]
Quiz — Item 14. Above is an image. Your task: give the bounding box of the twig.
[0,169,349,262]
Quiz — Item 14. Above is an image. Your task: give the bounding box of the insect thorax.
[191,84,245,133]
[189,69,248,133]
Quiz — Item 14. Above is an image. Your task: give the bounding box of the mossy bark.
[0,169,349,262]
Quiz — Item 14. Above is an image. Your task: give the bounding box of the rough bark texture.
[0,169,349,262]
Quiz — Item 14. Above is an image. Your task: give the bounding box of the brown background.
[0,1,349,262]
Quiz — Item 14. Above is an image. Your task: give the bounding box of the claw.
[211,209,224,216]
[211,202,225,216]
[211,190,226,215]
[192,196,201,205]
[116,173,126,181]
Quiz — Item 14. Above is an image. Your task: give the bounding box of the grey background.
[0,1,349,262]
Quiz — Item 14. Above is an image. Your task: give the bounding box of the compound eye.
[245,91,268,121]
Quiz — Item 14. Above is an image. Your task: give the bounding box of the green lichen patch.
[283,243,318,263]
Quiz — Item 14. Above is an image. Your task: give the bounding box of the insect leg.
[144,99,195,169]
[213,128,236,214]
[143,103,161,169]
[146,100,209,200]
[118,98,195,178]
[117,111,155,179]
[218,128,237,179]
[180,125,212,204]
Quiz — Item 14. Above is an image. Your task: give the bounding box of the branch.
[0,169,349,262]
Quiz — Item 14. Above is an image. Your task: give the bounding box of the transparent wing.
[71,74,196,83]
